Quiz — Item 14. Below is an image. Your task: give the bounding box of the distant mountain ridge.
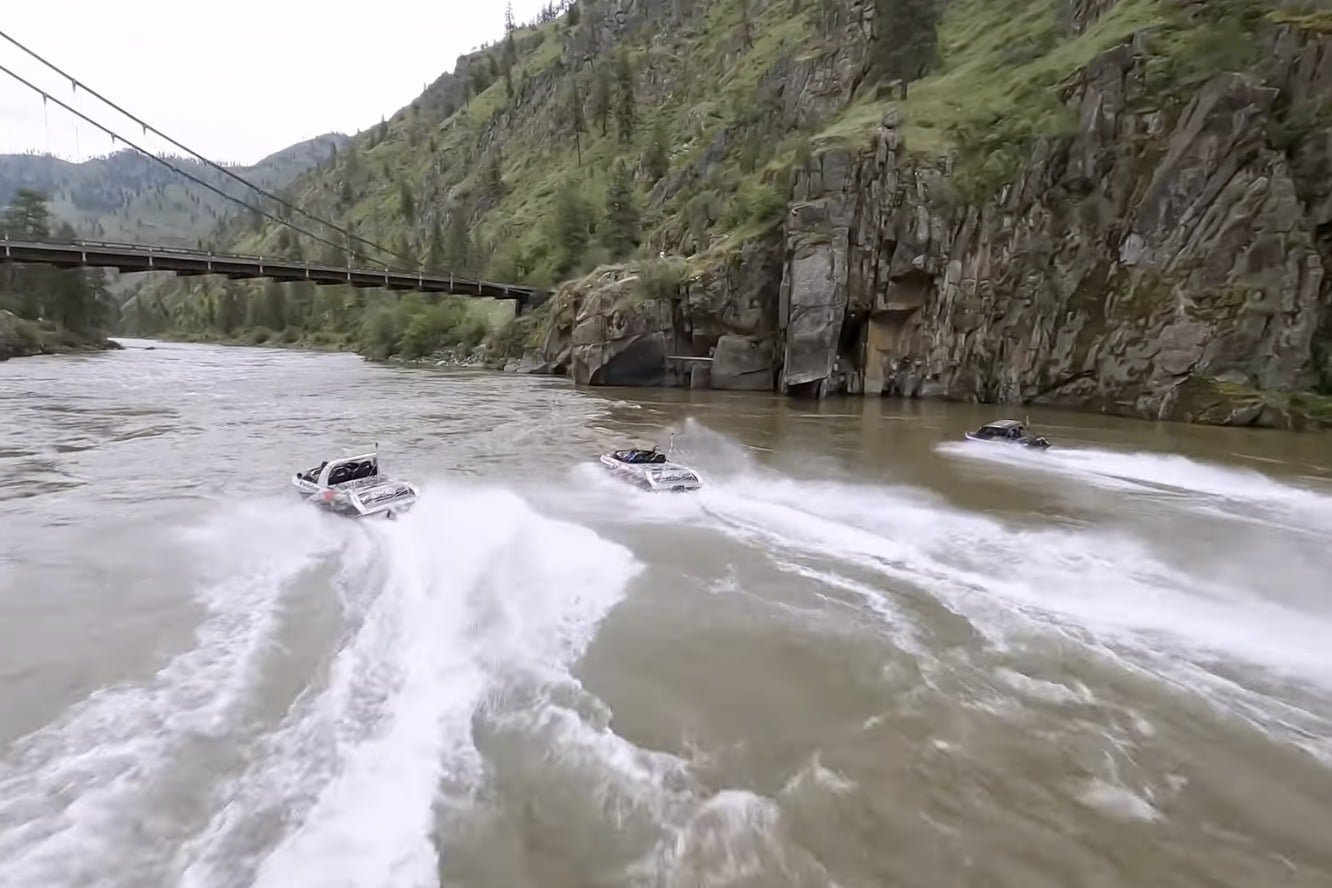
[0,132,349,247]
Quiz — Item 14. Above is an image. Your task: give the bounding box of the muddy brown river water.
[2,339,1331,888]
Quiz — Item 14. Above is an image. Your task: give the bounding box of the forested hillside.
[125,0,1332,426]
[0,133,347,247]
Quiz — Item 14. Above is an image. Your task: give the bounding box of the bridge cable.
[0,28,412,266]
[0,60,383,264]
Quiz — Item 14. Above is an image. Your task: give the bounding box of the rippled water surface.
[2,339,1332,888]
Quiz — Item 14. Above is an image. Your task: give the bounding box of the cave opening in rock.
[839,309,867,367]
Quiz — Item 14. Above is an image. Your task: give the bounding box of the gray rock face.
[780,34,1332,423]
[518,18,1332,427]
[711,335,775,390]
[567,269,673,386]
[524,241,785,389]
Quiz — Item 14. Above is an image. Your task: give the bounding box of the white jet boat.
[292,449,419,519]
[598,437,702,492]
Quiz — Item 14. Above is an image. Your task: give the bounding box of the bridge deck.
[0,237,542,304]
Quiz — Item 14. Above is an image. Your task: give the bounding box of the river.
[1,339,1331,888]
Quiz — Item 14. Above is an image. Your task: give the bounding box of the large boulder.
[711,335,776,390]
[567,268,673,387]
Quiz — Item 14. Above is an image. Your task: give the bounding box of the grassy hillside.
[129,0,1325,368]
[0,133,348,247]
[128,0,867,355]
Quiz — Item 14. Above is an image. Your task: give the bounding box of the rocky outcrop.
[519,235,785,390]
[568,268,674,386]
[511,12,1332,429]
[711,335,776,390]
[796,30,1332,425]
[0,309,122,361]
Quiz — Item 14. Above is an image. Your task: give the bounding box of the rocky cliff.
[512,0,1332,428]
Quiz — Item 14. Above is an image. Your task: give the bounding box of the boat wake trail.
[0,501,339,888]
[681,464,1332,763]
[0,483,641,888]
[937,439,1332,534]
[179,481,638,888]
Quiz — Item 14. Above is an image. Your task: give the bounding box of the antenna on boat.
[667,430,676,459]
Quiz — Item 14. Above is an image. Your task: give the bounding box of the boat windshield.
[327,458,379,485]
[615,449,666,464]
[654,467,698,483]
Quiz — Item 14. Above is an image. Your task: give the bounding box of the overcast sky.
[0,0,549,165]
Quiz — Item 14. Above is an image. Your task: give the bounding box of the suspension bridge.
[0,235,545,307]
[0,29,547,310]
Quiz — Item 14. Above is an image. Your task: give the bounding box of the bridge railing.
[0,233,543,299]
[1,231,421,273]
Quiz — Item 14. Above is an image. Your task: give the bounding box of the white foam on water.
[994,668,1097,707]
[0,499,340,888]
[175,480,640,888]
[939,440,1332,534]
[1076,778,1163,822]
[474,687,835,887]
[689,472,1332,754]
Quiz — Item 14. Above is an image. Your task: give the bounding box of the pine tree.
[504,1,518,66]
[591,66,611,137]
[48,224,92,331]
[601,160,640,259]
[643,117,671,183]
[443,206,473,275]
[216,283,243,336]
[569,81,587,164]
[2,189,51,237]
[427,218,446,270]
[552,178,593,276]
[262,279,287,331]
[613,50,636,143]
[2,191,54,319]
[399,180,415,221]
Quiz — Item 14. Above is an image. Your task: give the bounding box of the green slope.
[128,0,1321,368]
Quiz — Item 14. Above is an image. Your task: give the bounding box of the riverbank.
[94,325,1332,432]
[0,310,122,361]
[137,328,499,369]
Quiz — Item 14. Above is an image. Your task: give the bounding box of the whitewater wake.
[4,415,1331,887]
[937,438,1332,535]
[586,422,1332,764]
[0,481,641,888]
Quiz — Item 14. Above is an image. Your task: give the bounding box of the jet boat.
[964,418,1051,449]
[599,438,702,492]
[292,449,419,518]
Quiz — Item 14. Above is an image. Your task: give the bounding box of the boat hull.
[292,474,418,518]
[963,432,1050,449]
[598,454,702,492]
